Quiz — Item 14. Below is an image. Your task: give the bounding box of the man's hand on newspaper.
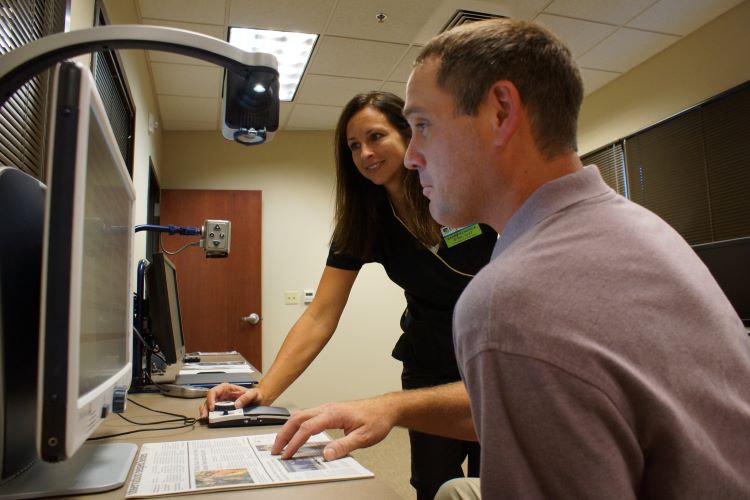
[199,383,264,419]
[271,397,396,460]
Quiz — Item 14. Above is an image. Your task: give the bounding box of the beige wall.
[578,0,750,154]
[68,0,95,53]
[161,131,406,407]
[70,0,164,281]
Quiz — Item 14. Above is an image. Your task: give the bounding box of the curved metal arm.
[0,24,278,106]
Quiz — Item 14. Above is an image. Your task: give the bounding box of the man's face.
[404,57,491,228]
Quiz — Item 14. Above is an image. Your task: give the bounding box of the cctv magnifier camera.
[0,25,281,146]
[222,67,280,145]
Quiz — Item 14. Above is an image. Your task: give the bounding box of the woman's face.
[346,106,407,192]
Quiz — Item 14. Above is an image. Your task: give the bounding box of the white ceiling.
[133,0,744,132]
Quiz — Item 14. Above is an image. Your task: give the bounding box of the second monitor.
[144,253,259,388]
[146,252,186,365]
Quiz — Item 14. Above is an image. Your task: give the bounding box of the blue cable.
[134,224,201,236]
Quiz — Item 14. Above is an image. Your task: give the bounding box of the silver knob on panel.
[241,313,261,325]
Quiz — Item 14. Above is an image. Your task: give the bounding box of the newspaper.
[125,432,373,498]
[179,361,255,375]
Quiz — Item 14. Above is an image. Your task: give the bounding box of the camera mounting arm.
[0,24,279,144]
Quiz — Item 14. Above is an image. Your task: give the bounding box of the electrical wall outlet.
[303,289,315,304]
[284,290,300,305]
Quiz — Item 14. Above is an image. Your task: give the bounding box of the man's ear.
[487,80,520,147]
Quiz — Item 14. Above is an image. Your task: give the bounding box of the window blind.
[0,0,67,180]
[623,83,750,245]
[700,85,750,241]
[624,108,712,244]
[581,142,627,196]
[92,1,135,175]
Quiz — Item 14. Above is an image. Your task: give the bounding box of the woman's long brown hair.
[330,91,441,260]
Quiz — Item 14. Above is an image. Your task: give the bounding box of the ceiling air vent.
[440,10,507,33]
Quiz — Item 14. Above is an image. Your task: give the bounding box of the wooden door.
[160,190,262,370]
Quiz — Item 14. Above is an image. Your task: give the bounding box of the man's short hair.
[416,18,584,159]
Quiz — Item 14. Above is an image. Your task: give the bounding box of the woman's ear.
[487,80,520,147]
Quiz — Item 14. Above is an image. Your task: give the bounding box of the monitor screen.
[38,61,135,462]
[146,253,186,365]
[692,237,750,327]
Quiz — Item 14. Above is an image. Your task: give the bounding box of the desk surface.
[79,392,401,499]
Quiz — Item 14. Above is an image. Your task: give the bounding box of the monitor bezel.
[37,61,135,462]
[0,167,45,482]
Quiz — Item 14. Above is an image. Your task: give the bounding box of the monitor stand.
[0,443,137,499]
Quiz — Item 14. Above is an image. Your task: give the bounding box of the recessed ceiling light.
[228,27,318,102]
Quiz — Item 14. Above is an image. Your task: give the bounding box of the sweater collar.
[492,165,612,259]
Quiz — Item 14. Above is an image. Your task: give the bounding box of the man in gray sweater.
[272,18,750,499]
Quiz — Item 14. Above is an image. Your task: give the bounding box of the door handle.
[241,312,261,325]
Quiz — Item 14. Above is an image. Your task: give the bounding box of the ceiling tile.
[544,0,656,25]
[141,18,226,66]
[535,14,617,57]
[326,0,427,44]
[626,0,744,35]
[579,68,621,95]
[380,81,406,100]
[158,95,219,123]
[128,0,740,133]
[151,63,223,97]
[228,0,335,32]
[286,104,343,130]
[138,0,227,25]
[295,75,384,106]
[277,102,293,129]
[388,46,423,82]
[308,36,409,80]
[577,27,679,72]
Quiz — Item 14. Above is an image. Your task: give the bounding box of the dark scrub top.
[326,199,497,379]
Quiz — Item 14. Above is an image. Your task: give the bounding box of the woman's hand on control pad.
[199,383,264,419]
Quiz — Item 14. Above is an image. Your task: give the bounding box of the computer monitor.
[692,237,750,327]
[0,61,136,498]
[0,167,45,486]
[146,253,186,365]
